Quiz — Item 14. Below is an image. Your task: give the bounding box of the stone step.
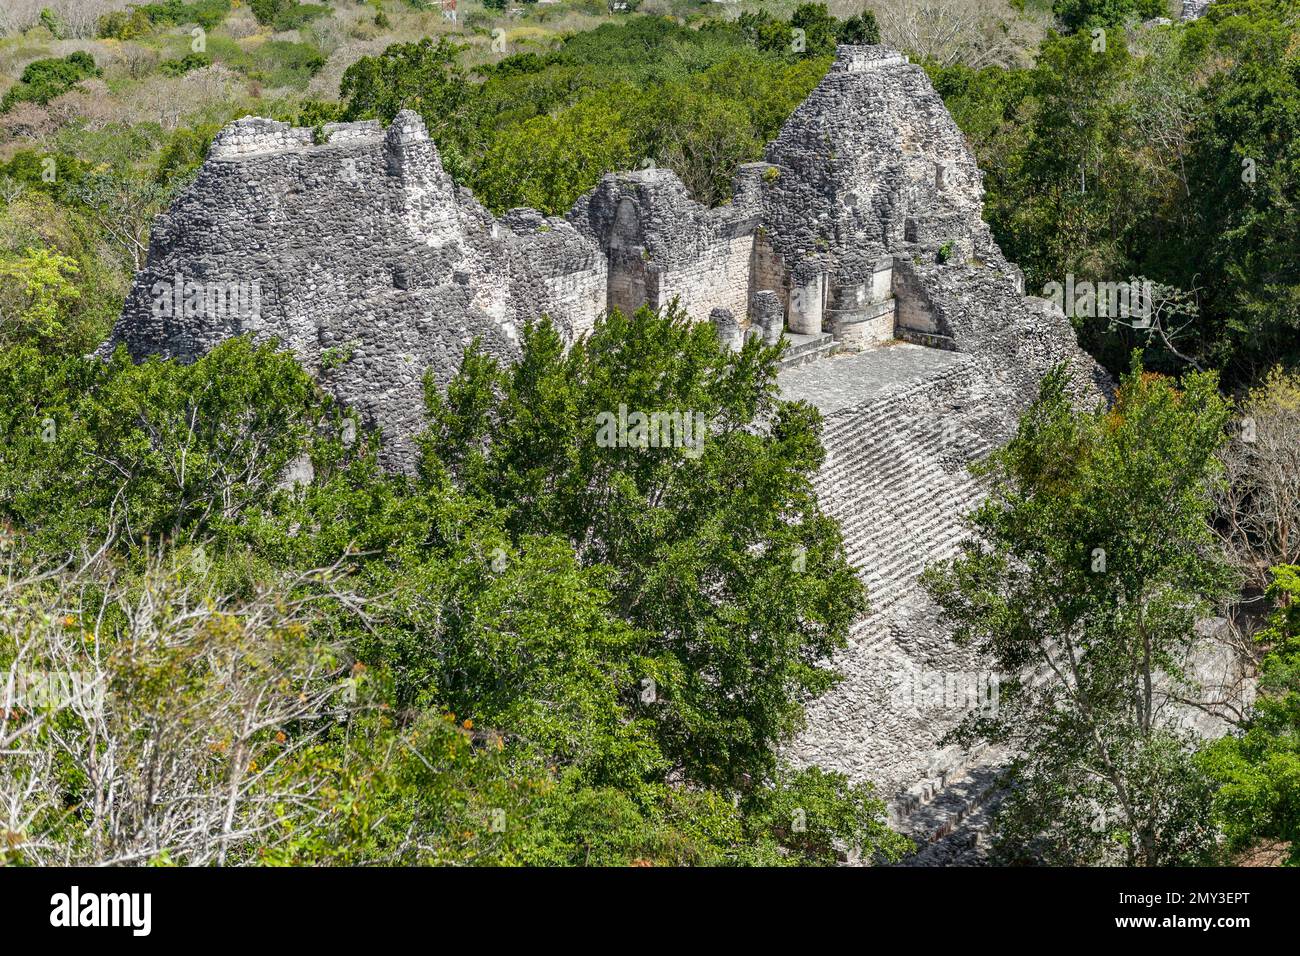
[778,332,837,369]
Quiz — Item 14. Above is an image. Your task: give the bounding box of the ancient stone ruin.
[104,45,1105,461]
[104,46,1121,855]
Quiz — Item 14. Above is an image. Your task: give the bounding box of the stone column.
[709,307,742,351]
[753,290,784,345]
[788,261,825,336]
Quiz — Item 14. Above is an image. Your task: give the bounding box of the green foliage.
[0,192,123,353]
[1179,55,1300,379]
[419,306,865,791]
[0,338,338,554]
[474,91,638,215]
[991,30,1143,299]
[160,52,214,77]
[245,40,328,88]
[732,3,877,59]
[1053,0,1167,31]
[97,8,155,39]
[1200,565,1300,864]
[241,0,329,31]
[271,2,333,31]
[838,11,881,45]
[790,3,841,57]
[923,357,1235,864]
[250,0,293,25]
[1,52,101,114]
[39,7,65,38]
[0,315,902,864]
[297,99,346,129]
[152,123,223,187]
[136,0,233,30]
[340,37,474,171]
[741,766,912,865]
[0,150,93,200]
[338,23,827,213]
[931,3,1300,382]
[0,247,80,351]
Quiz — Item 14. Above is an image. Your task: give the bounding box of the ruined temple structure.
[103,46,1118,857]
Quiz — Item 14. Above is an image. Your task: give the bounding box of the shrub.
[247,40,327,88]
[137,0,233,30]
[1,52,101,113]
[837,11,880,45]
[97,8,154,39]
[274,2,332,30]
[250,0,329,29]
[159,52,214,77]
[38,6,65,38]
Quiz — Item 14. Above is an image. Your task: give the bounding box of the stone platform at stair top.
[776,341,971,414]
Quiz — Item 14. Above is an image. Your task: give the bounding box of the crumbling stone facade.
[103,46,1118,856]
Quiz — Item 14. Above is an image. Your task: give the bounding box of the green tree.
[473,93,638,215]
[0,338,340,554]
[1053,0,1168,32]
[339,37,478,177]
[1179,56,1300,379]
[837,11,881,45]
[420,306,866,793]
[250,0,291,25]
[790,3,841,58]
[738,10,801,58]
[923,358,1235,864]
[1,52,101,113]
[0,247,80,351]
[995,30,1143,291]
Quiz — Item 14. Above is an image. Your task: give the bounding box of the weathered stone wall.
[568,165,763,323]
[100,110,606,468]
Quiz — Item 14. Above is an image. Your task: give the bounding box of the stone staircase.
[779,331,837,369]
[894,759,1010,865]
[778,345,1022,859]
[812,359,1003,644]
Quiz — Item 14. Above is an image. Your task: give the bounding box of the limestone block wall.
[656,231,754,321]
[500,207,607,341]
[208,116,316,158]
[893,258,945,339]
[825,258,896,347]
[568,167,761,323]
